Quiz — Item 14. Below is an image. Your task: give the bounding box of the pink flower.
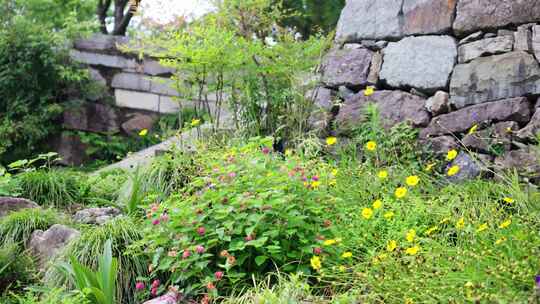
[135,282,145,291]
[182,250,191,259]
[214,271,224,280]
[152,219,160,225]
[312,175,319,181]
[196,245,205,254]
[206,282,216,290]
[245,234,254,241]
[262,147,270,154]
[151,287,158,296]
[228,172,237,178]
[197,227,206,236]
[313,247,322,255]
[160,213,169,222]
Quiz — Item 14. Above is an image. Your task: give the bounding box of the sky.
[139,0,215,23]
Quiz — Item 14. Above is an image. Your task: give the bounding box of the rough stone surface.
[367,52,382,85]
[321,47,373,88]
[143,60,176,76]
[457,36,514,63]
[336,0,457,41]
[142,291,181,304]
[74,34,128,52]
[380,36,457,92]
[121,113,158,135]
[70,50,137,69]
[419,135,458,154]
[112,72,152,92]
[514,24,533,52]
[447,152,482,182]
[28,224,80,267]
[461,122,515,153]
[53,133,89,166]
[338,86,355,100]
[115,89,160,112]
[495,149,540,180]
[450,51,540,109]
[63,102,119,133]
[73,207,122,225]
[0,197,39,217]
[88,67,107,86]
[420,97,532,137]
[336,90,431,133]
[517,108,540,140]
[425,91,450,115]
[459,31,484,45]
[533,25,540,60]
[311,87,335,110]
[453,0,540,36]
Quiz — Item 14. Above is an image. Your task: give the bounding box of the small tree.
[96,0,141,36]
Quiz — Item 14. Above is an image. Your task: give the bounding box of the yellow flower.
[326,136,337,146]
[406,175,420,187]
[310,256,322,270]
[361,207,374,219]
[365,141,377,151]
[446,149,458,161]
[138,129,148,136]
[341,252,353,258]
[386,240,397,252]
[284,149,293,156]
[468,124,478,135]
[499,218,511,229]
[384,211,395,219]
[338,265,347,272]
[372,199,383,209]
[378,170,388,179]
[364,86,375,96]
[424,226,438,236]
[405,245,420,255]
[503,197,514,204]
[505,127,513,133]
[405,298,414,304]
[447,165,460,176]
[323,239,337,246]
[425,163,435,172]
[406,229,416,242]
[331,169,338,176]
[464,281,474,288]
[190,118,201,127]
[495,237,507,245]
[395,187,407,199]
[476,223,488,233]
[456,217,465,229]
[311,181,321,189]
[439,217,451,224]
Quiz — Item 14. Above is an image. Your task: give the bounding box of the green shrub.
[0,18,91,164]
[133,137,337,299]
[1,288,88,304]
[81,169,128,206]
[0,208,60,244]
[0,242,35,293]
[46,217,148,304]
[16,169,83,208]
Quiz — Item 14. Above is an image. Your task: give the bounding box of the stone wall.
[312,0,540,181]
[57,34,193,165]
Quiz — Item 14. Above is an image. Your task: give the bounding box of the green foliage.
[46,217,148,304]
[16,169,84,208]
[281,0,345,38]
[0,18,91,164]
[0,208,60,244]
[59,239,118,304]
[136,0,331,143]
[2,288,88,304]
[81,169,128,206]
[0,242,35,293]
[133,137,336,298]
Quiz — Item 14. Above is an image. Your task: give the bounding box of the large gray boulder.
[336,0,456,42]
[447,152,482,182]
[335,90,431,133]
[380,36,457,93]
[74,34,129,53]
[420,97,532,138]
[517,108,540,140]
[63,102,119,134]
[495,149,540,181]
[73,207,122,225]
[453,0,540,36]
[28,224,80,268]
[457,36,514,63]
[0,197,39,217]
[121,113,158,135]
[450,51,540,109]
[321,47,373,88]
[533,25,540,60]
